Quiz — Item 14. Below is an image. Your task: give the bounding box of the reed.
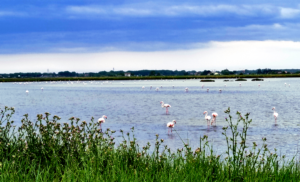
[0,106,299,181]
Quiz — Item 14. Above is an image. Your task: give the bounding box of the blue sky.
[1,0,300,72]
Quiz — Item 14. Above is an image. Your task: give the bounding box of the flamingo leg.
[171,128,172,133]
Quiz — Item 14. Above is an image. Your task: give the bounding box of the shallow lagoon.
[1,78,300,158]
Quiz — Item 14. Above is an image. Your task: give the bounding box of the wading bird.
[167,120,176,133]
[211,113,218,126]
[98,115,107,130]
[207,88,209,92]
[26,90,29,94]
[272,107,278,122]
[185,87,189,92]
[156,87,159,91]
[203,111,211,125]
[161,101,171,114]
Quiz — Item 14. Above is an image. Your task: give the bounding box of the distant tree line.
[0,69,299,78]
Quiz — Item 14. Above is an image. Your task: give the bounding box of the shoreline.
[1,74,300,82]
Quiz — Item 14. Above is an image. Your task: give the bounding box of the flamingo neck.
[205,112,208,118]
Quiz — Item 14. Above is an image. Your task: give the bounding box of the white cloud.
[65,4,280,17]
[66,6,106,14]
[0,11,25,17]
[1,41,300,73]
[280,7,300,18]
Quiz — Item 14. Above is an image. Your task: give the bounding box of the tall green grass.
[0,106,299,181]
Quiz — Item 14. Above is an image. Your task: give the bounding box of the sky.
[1,0,300,72]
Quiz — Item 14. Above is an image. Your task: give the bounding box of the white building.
[124,72,131,77]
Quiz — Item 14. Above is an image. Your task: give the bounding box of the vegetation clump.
[0,106,299,181]
[235,78,247,81]
[252,78,264,81]
[200,79,215,82]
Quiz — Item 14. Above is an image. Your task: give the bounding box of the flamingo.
[167,120,176,133]
[185,87,189,92]
[98,115,107,130]
[142,86,145,90]
[239,83,241,87]
[219,89,222,92]
[272,107,278,122]
[156,87,159,91]
[26,90,29,94]
[258,84,260,87]
[202,84,204,88]
[161,101,171,114]
[203,111,211,125]
[207,88,209,92]
[41,87,43,91]
[211,112,218,125]
[150,86,152,89]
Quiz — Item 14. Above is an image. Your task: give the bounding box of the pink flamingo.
[203,111,211,125]
[185,87,189,92]
[161,101,171,114]
[211,112,218,125]
[98,115,107,130]
[272,107,278,122]
[167,120,176,133]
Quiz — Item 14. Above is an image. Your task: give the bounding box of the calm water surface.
[1,78,300,158]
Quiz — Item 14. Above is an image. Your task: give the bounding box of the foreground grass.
[1,74,300,82]
[0,107,299,181]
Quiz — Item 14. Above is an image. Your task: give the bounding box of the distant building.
[125,72,131,77]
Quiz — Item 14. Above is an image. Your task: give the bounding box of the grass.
[0,106,300,181]
[1,74,300,82]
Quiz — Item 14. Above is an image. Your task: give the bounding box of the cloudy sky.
[1,0,300,72]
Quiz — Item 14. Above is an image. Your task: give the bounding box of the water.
[0,78,300,158]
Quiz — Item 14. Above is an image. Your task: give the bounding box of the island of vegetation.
[235,78,247,81]
[252,78,264,81]
[200,79,215,82]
